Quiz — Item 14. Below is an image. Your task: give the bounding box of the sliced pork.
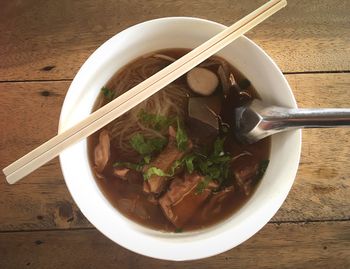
[143,126,192,194]
[234,163,259,196]
[159,173,211,228]
[94,130,110,173]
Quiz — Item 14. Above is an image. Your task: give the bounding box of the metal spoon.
[235,100,350,143]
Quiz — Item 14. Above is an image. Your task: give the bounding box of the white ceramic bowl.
[59,17,301,261]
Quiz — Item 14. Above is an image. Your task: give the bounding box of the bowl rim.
[58,16,301,261]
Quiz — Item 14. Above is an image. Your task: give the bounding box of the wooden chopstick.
[3,0,287,184]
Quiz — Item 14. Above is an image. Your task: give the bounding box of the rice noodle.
[231,151,253,162]
[239,91,252,98]
[100,57,188,156]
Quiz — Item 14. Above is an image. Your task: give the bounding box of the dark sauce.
[88,49,270,232]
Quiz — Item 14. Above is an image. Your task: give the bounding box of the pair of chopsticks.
[3,0,287,184]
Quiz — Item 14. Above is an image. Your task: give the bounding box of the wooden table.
[0,0,349,268]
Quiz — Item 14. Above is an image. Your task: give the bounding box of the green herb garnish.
[174,228,183,233]
[113,162,143,172]
[195,176,211,194]
[130,133,167,156]
[213,137,225,156]
[221,124,229,134]
[192,137,232,192]
[256,160,269,180]
[137,112,188,151]
[101,86,114,101]
[168,159,183,176]
[184,154,195,174]
[144,158,183,181]
[143,155,151,164]
[175,118,188,151]
[165,154,196,177]
[143,167,168,180]
[138,110,174,132]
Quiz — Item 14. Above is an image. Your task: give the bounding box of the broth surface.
[88,49,270,232]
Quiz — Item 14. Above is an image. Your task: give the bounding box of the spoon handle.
[261,107,350,129]
[235,100,350,143]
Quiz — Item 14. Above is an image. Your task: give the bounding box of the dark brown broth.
[88,49,270,232]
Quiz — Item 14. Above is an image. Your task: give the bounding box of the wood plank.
[0,81,92,230]
[0,221,349,268]
[273,73,350,222]
[0,81,68,184]
[0,183,91,231]
[0,73,349,231]
[0,0,349,81]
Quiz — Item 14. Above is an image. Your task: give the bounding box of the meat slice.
[200,186,235,221]
[114,168,143,184]
[117,197,150,220]
[114,168,129,179]
[143,126,192,194]
[94,130,110,173]
[234,163,258,196]
[159,173,211,228]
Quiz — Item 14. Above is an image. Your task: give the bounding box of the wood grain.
[0,221,349,268]
[0,81,67,184]
[274,73,350,222]
[0,73,349,231]
[1,0,349,267]
[0,0,349,81]
[2,0,288,184]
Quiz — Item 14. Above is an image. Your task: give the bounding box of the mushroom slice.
[94,130,110,173]
[187,67,219,96]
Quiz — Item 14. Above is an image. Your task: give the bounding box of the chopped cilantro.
[143,155,151,164]
[256,160,269,180]
[213,137,225,156]
[138,110,174,131]
[168,159,183,176]
[195,176,211,194]
[143,167,168,180]
[174,228,183,233]
[194,137,232,190]
[175,118,188,151]
[120,111,238,193]
[166,154,196,177]
[144,157,184,181]
[143,153,197,181]
[113,162,143,172]
[101,86,115,101]
[140,135,233,193]
[184,155,195,174]
[221,124,230,134]
[130,133,167,156]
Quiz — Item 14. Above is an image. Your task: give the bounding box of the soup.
[88,49,270,232]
